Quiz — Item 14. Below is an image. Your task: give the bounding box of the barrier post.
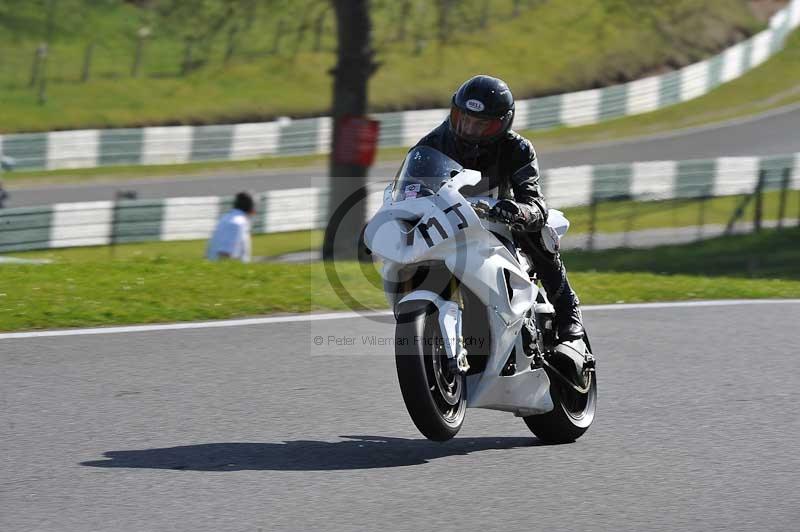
[623,198,637,248]
[697,194,709,240]
[587,197,597,251]
[777,167,791,230]
[754,170,765,233]
[111,190,137,258]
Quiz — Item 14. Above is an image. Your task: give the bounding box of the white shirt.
[206,209,252,262]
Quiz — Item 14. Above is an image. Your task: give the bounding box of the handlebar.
[469,198,508,225]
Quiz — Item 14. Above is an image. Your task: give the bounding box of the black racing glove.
[490,199,535,231]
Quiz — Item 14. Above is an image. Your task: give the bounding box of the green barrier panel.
[190,125,235,162]
[98,129,144,166]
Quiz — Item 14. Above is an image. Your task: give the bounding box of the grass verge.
[564,190,800,234]
[17,230,324,263]
[1,227,798,332]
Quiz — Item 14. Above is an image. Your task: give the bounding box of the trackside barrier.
[1,153,798,253]
[1,1,799,172]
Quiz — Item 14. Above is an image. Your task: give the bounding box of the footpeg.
[447,349,470,374]
[546,338,593,391]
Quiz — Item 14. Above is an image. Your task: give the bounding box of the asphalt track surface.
[2,300,799,531]
[7,103,800,207]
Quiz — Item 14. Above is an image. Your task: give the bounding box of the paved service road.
[6,103,800,207]
[2,301,798,531]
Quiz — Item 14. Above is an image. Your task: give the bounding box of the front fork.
[396,277,470,374]
[446,278,470,374]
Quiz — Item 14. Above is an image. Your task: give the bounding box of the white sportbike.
[364,146,596,442]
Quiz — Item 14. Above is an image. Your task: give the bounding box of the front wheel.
[395,307,466,441]
[524,369,597,444]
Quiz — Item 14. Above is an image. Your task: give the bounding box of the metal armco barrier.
[1,1,799,172]
[1,153,798,253]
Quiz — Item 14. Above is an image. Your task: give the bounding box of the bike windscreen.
[392,146,463,201]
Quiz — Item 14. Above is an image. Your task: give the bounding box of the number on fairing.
[406,202,470,248]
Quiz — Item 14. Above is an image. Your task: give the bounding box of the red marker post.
[333,115,380,167]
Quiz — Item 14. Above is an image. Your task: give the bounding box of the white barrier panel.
[750,30,774,68]
[161,197,220,240]
[714,157,759,196]
[770,8,788,29]
[230,122,280,160]
[794,153,800,188]
[402,109,448,147]
[632,161,677,200]
[265,188,322,232]
[721,42,745,83]
[513,99,531,130]
[142,126,194,165]
[544,166,593,208]
[561,88,601,127]
[791,0,800,28]
[680,61,709,102]
[316,117,333,155]
[46,130,100,170]
[50,201,113,247]
[626,76,661,115]
[366,183,389,218]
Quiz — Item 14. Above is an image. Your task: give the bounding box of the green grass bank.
[0,0,763,132]
[2,227,798,332]
[2,26,799,189]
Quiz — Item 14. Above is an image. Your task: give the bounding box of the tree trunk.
[132,35,144,77]
[225,22,239,64]
[29,44,45,88]
[480,0,490,28]
[323,0,377,261]
[396,0,412,41]
[272,19,285,54]
[437,0,453,45]
[292,13,311,56]
[313,7,328,52]
[181,38,194,76]
[82,41,94,82]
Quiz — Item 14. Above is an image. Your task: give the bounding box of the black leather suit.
[414,121,583,336]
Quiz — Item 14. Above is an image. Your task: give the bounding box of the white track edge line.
[2,299,799,340]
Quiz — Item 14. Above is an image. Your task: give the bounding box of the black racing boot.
[518,232,590,387]
[554,291,584,341]
[550,289,591,388]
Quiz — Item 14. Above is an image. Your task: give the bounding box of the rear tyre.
[395,307,466,441]
[524,369,596,444]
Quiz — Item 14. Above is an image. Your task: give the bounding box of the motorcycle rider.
[412,75,588,382]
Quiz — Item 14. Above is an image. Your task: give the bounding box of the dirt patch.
[748,0,790,22]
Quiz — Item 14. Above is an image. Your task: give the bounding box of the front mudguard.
[395,290,464,363]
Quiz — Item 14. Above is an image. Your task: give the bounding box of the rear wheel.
[524,364,597,444]
[395,307,466,441]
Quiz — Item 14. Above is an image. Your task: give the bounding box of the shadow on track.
[80,435,546,471]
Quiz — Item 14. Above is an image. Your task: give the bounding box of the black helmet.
[449,75,515,146]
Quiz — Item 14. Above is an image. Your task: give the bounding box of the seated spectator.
[206,191,256,263]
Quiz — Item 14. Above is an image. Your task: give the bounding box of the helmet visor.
[450,107,505,143]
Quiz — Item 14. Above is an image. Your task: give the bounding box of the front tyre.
[524,370,597,444]
[395,307,466,441]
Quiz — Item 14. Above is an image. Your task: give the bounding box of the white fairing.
[365,169,569,416]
